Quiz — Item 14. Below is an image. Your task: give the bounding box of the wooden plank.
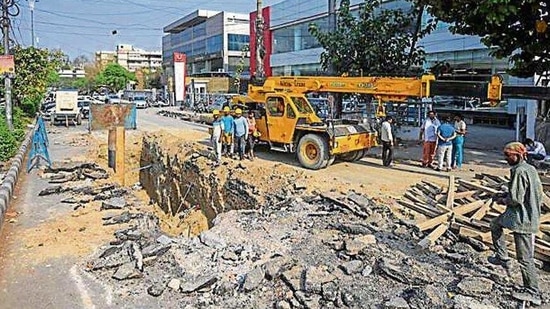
[454,190,478,199]
[417,200,485,231]
[540,213,550,223]
[417,213,453,231]
[396,200,442,218]
[458,226,492,242]
[457,179,499,195]
[418,223,449,249]
[540,224,550,233]
[490,203,507,214]
[404,191,425,204]
[446,175,456,209]
[471,199,493,221]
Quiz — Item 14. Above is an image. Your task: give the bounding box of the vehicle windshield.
[291,96,314,114]
[109,95,119,99]
[134,97,145,101]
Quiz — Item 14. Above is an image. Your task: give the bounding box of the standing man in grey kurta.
[489,142,543,305]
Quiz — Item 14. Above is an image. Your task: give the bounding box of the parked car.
[133,96,148,109]
[78,100,91,119]
[108,94,121,104]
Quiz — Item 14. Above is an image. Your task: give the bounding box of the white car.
[108,94,121,104]
[134,96,148,109]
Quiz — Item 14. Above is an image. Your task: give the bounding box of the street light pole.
[27,0,36,47]
[2,0,13,131]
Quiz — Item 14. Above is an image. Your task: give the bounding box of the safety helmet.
[213,109,220,116]
[235,108,242,115]
[223,106,231,112]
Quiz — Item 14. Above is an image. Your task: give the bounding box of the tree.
[309,0,435,76]
[95,63,135,91]
[9,46,66,115]
[417,0,550,78]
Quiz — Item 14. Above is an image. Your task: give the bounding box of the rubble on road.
[396,173,550,264]
[83,188,531,308]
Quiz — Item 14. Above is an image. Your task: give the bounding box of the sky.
[13,0,280,60]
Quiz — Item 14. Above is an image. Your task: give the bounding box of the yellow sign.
[0,55,15,74]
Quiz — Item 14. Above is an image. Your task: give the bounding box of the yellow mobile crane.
[233,75,502,170]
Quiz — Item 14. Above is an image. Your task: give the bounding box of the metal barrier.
[27,117,51,172]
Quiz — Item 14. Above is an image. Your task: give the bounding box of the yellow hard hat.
[213,109,220,116]
[223,106,231,112]
[235,108,242,115]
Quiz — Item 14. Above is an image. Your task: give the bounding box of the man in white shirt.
[524,138,547,163]
[380,116,394,167]
[419,111,441,167]
[210,110,225,164]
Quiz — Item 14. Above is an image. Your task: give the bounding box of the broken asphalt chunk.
[180,274,218,293]
[112,262,142,281]
[101,197,127,211]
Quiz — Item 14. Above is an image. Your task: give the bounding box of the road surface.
[0,107,511,308]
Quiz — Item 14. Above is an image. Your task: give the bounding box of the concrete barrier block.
[0,181,14,197]
[0,193,10,212]
[7,167,18,179]
[0,197,6,213]
[0,187,10,204]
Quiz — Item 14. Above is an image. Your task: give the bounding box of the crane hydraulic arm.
[249,74,503,110]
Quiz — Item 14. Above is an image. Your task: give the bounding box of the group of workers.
[210,106,259,164]
[380,111,467,170]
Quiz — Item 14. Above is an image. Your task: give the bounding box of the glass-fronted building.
[162,10,250,76]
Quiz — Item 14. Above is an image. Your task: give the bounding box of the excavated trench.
[138,134,275,234]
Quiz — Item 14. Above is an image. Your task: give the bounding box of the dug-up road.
[0,108,511,308]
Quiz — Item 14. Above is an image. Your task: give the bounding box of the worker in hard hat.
[233,108,249,161]
[221,106,235,157]
[210,110,224,164]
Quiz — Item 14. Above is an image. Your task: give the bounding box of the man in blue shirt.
[221,106,234,157]
[435,116,456,171]
[233,108,249,160]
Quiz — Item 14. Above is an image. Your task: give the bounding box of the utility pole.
[254,0,265,81]
[2,0,12,131]
[328,0,337,75]
[28,0,36,47]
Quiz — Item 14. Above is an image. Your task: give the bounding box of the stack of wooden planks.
[397,173,550,264]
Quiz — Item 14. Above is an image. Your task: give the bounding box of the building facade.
[249,0,538,138]
[94,44,162,72]
[162,10,250,76]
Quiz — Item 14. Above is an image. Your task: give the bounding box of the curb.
[0,126,34,231]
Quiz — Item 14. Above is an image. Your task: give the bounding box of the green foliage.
[0,108,26,161]
[417,0,550,77]
[4,46,68,117]
[95,63,135,91]
[309,0,435,76]
[0,117,17,161]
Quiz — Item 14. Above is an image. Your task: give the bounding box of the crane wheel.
[297,134,328,170]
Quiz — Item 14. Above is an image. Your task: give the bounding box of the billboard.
[0,55,15,75]
[173,52,187,102]
[89,103,137,131]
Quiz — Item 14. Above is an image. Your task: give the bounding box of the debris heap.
[397,173,550,264]
[83,189,532,308]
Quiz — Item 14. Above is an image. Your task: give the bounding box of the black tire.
[326,155,336,167]
[297,134,329,170]
[76,114,82,126]
[339,151,358,162]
